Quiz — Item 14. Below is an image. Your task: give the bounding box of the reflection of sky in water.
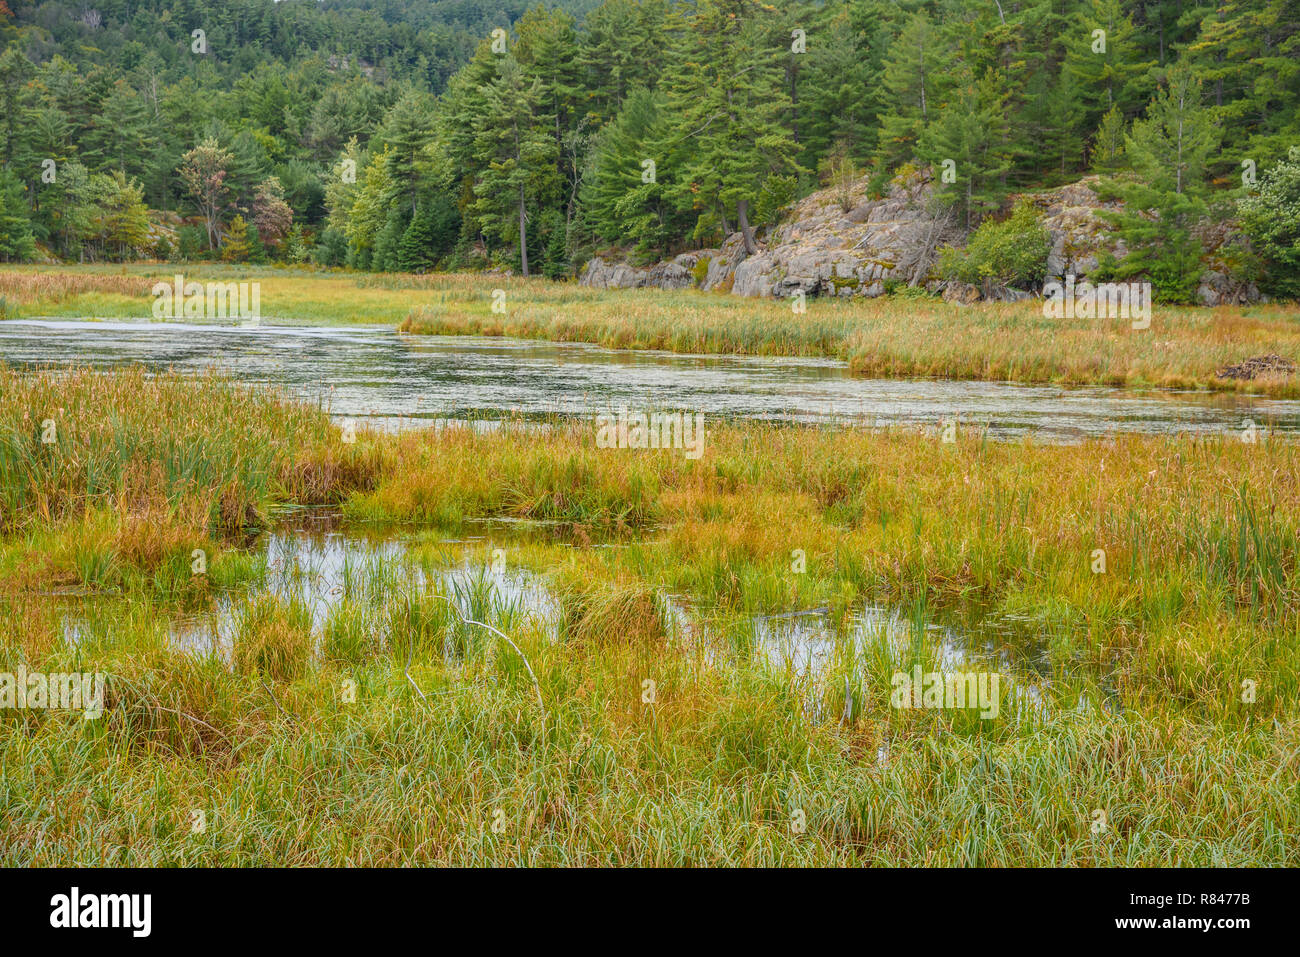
[166,527,561,656]
[4,319,1298,441]
[49,507,1115,723]
[665,597,1114,721]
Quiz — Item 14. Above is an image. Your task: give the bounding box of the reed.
[2,367,1296,865]
[6,265,1297,394]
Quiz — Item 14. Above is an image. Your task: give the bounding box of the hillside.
[581,167,1266,306]
[0,0,1297,302]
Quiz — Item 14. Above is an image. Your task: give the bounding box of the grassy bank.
[4,265,1299,395]
[1,367,1295,865]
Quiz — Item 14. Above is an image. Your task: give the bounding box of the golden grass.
[2,368,1297,865]
[9,265,1297,394]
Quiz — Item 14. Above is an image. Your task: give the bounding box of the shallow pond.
[4,318,1297,441]
[50,509,1107,723]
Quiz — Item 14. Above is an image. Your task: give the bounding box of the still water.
[3,318,1296,440]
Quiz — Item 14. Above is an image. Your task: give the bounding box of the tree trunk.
[518,185,529,277]
[737,199,757,256]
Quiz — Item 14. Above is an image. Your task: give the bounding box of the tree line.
[0,0,1297,299]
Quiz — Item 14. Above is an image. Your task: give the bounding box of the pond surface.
[46,509,1105,725]
[3,318,1298,441]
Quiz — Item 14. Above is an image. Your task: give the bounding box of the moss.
[827,264,860,292]
[691,255,711,286]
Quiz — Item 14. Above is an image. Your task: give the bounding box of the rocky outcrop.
[1022,177,1126,280]
[581,168,1262,305]
[581,251,699,291]
[581,168,960,300]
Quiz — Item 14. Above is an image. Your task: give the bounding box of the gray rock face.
[580,258,649,289]
[579,168,960,300]
[1197,270,1260,306]
[579,169,1261,304]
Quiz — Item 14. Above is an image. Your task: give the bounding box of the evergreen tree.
[1064,0,1156,138]
[397,199,451,272]
[920,69,1014,229]
[796,0,891,169]
[663,0,802,254]
[221,214,253,263]
[375,90,436,217]
[0,167,35,262]
[581,87,680,256]
[470,54,561,275]
[1092,104,1128,171]
[1098,64,1221,301]
[1186,0,1300,170]
[876,10,945,175]
[577,0,670,124]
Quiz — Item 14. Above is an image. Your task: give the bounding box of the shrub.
[938,201,1051,289]
[1239,146,1300,301]
[753,174,797,229]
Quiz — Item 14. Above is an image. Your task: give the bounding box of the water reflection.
[3,319,1296,441]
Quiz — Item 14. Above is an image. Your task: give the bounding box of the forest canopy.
[0,0,1296,299]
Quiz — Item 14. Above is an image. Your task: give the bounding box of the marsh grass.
[398,282,1300,395]
[7,265,1297,394]
[1,368,1297,864]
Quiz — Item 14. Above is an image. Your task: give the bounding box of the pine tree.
[577,0,670,125]
[221,214,252,263]
[470,54,561,276]
[1091,103,1128,171]
[796,0,891,169]
[1185,0,1300,171]
[515,5,585,234]
[0,46,33,168]
[375,90,436,217]
[663,0,803,254]
[920,68,1014,229]
[876,10,944,175]
[581,87,680,256]
[1098,63,1221,302]
[1064,0,1156,137]
[397,201,440,272]
[0,167,35,262]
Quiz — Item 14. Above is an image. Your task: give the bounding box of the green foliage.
[1097,64,1221,303]
[1239,147,1300,300]
[752,175,796,231]
[581,87,678,257]
[0,0,1292,292]
[938,201,1052,289]
[0,167,34,262]
[920,70,1014,229]
[398,195,460,272]
[221,215,252,263]
[661,0,804,254]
